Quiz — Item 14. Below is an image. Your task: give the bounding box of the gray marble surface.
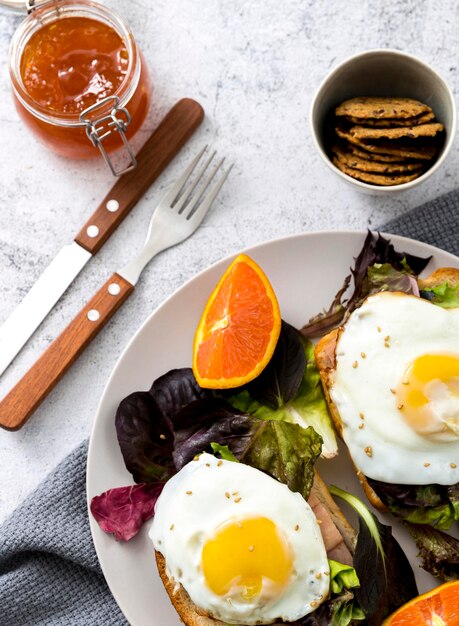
[0,0,458,522]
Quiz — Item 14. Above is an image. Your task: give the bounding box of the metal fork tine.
[186,163,233,223]
[174,150,217,213]
[186,157,225,217]
[159,144,208,208]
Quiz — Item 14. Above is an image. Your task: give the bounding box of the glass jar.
[8,0,151,175]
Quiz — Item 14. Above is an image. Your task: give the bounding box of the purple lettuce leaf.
[115,391,175,484]
[245,320,307,409]
[150,368,209,421]
[116,369,211,484]
[404,522,459,581]
[171,397,259,469]
[90,482,163,541]
[300,230,432,338]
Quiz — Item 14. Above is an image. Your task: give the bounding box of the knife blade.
[0,98,204,377]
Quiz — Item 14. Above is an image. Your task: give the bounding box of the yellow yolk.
[396,353,459,436]
[201,516,293,601]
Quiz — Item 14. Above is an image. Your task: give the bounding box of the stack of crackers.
[331,97,445,186]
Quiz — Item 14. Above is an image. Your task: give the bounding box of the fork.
[0,147,232,430]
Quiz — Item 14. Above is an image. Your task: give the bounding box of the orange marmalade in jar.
[8,0,151,175]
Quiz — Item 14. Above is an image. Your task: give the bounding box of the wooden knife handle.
[0,273,134,431]
[75,98,204,255]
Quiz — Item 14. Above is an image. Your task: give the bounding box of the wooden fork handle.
[0,273,134,431]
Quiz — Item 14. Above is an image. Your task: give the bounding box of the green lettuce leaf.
[292,560,365,625]
[368,479,459,530]
[330,485,418,626]
[242,420,323,500]
[227,338,338,458]
[328,559,361,594]
[210,442,239,462]
[420,281,459,308]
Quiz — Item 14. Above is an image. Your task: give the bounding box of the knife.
[0,98,204,377]
[0,148,231,430]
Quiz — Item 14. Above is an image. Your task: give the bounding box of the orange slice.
[382,581,459,625]
[192,253,281,389]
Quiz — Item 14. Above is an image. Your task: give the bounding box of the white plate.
[87,230,459,626]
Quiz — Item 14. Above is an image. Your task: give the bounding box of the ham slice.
[308,472,356,566]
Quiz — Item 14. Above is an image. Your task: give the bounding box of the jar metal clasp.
[79,96,137,177]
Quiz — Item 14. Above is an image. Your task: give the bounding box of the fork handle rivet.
[87,309,100,322]
[87,225,100,238]
[108,283,121,296]
[106,199,120,212]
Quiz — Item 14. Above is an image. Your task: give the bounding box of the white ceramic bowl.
[310,49,457,194]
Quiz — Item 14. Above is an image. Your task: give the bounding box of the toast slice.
[154,472,357,626]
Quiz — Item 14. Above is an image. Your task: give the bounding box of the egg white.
[150,453,330,625]
[330,292,459,485]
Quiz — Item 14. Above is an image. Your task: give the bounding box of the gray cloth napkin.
[1,189,458,626]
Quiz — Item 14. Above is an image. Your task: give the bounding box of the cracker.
[343,111,435,127]
[347,122,444,140]
[347,143,412,163]
[335,97,432,119]
[335,126,438,160]
[332,156,422,185]
[331,144,423,174]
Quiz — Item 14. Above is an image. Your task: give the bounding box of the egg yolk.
[201,516,293,601]
[396,353,459,437]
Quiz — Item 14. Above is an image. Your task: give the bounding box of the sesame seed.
[384,335,390,342]
[398,404,404,410]
[316,519,322,525]
[186,491,192,495]
[234,497,242,503]
[384,342,390,348]
[377,326,382,332]
[352,361,358,368]
[206,463,211,467]
[159,434,166,440]
[358,423,365,430]
[390,388,396,394]
[315,573,322,580]
[402,380,410,385]
[451,463,457,469]
[249,545,254,552]
[361,352,366,358]
[232,491,239,496]
[311,601,318,608]
[217,460,223,467]
[294,524,300,531]
[424,463,431,468]
[170,524,175,531]
[365,446,373,458]
[323,571,329,576]
[225,492,230,499]
[359,413,365,420]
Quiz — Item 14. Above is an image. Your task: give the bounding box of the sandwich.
[151,456,358,626]
[309,233,459,537]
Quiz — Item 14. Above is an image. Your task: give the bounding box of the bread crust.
[314,329,388,512]
[418,267,459,290]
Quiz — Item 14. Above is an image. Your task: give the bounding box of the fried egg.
[150,453,329,624]
[330,291,459,485]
